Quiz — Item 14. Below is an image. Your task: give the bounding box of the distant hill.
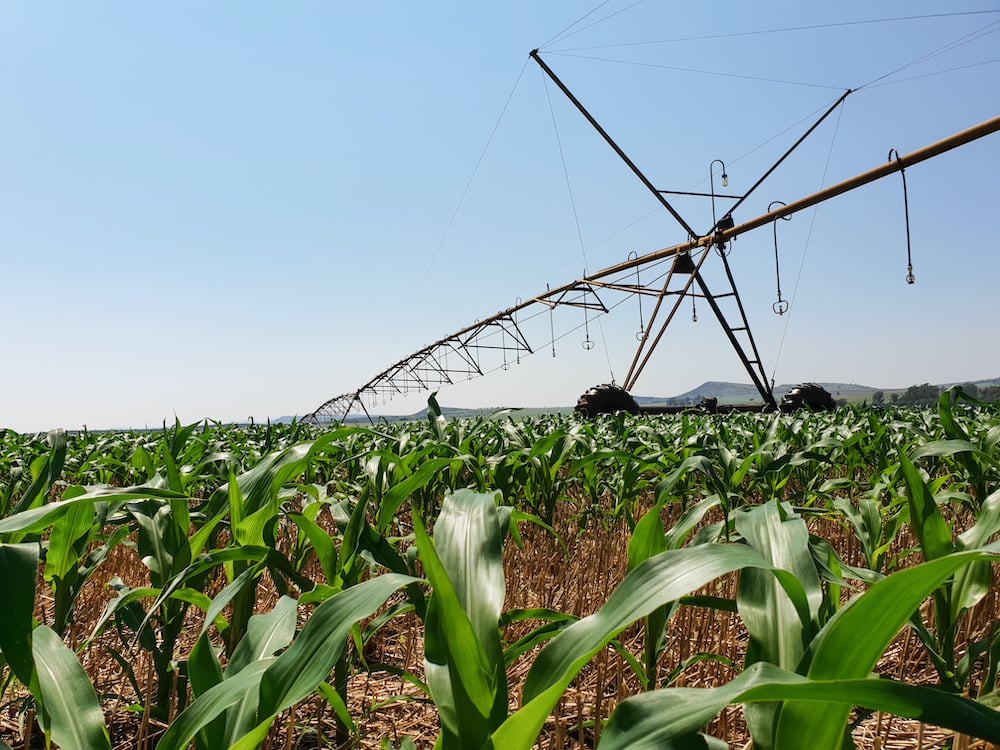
[635,381,878,406]
[637,378,998,406]
[936,377,1000,388]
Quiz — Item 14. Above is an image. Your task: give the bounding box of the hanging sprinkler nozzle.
[769,201,791,315]
[888,149,915,285]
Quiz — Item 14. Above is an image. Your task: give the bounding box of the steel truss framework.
[304,51,1000,424]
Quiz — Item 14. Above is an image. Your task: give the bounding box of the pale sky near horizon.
[2,2,999,432]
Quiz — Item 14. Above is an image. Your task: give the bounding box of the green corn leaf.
[833,497,878,569]
[730,450,761,488]
[775,547,1000,749]
[13,454,50,517]
[197,562,267,641]
[226,595,297,676]
[663,495,722,550]
[187,635,225,750]
[235,443,313,519]
[136,546,271,636]
[502,616,578,666]
[155,660,274,750]
[427,391,447,439]
[377,458,455,530]
[159,586,214,611]
[952,487,1000,621]
[433,491,506,661]
[0,486,186,537]
[910,438,979,461]
[31,626,111,750]
[227,429,356,545]
[0,542,39,686]
[289,512,339,584]
[85,579,159,646]
[628,504,667,572]
[162,439,185,494]
[188,633,223,698]
[42,498,95,585]
[339,491,372,579]
[628,478,692,690]
[629,456,716,568]
[257,572,419,718]
[736,501,822,748]
[957,487,1000,552]
[598,661,1000,750]
[627,492,671,691]
[318,681,357,736]
[186,503,229,561]
[161,574,415,750]
[936,389,971,441]
[11,429,67,518]
[227,720,278,750]
[131,503,181,586]
[415,494,502,748]
[220,597,297,746]
[435,490,509,736]
[737,501,822,668]
[898,450,954,561]
[226,464,246,528]
[487,543,772,750]
[167,418,202,462]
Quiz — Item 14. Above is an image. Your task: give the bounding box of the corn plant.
[933,387,1000,507]
[184,596,298,750]
[114,495,227,719]
[288,476,423,745]
[30,625,111,750]
[898,443,1000,693]
[0,542,38,697]
[625,456,718,690]
[2,429,66,519]
[155,572,420,750]
[501,421,586,524]
[43,487,129,636]
[81,429,356,720]
[0,539,111,750]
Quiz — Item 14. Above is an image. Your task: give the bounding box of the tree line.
[870,382,1000,407]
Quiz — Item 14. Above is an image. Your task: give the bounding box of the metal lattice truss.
[304,53,1000,425]
[305,282,617,423]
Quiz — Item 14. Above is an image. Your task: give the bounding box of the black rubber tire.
[779,383,837,413]
[575,384,641,417]
[699,396,719,413]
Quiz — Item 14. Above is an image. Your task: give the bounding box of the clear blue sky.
[2,2,998,431]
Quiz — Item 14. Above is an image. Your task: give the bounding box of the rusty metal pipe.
[376,114,1000,356]
[718,113,1000,242]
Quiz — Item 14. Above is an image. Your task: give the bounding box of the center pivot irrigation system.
[304,49,1000,425]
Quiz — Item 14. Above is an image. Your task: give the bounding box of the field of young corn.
[1,388,999,749]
